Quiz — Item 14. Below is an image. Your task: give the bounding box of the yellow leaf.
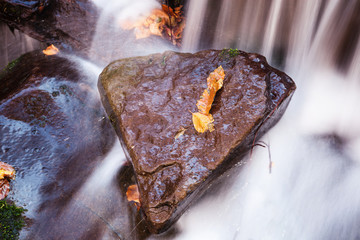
[196,66,225,115]
[0,170,14,180]
[192,66,225,133]
[192,112,214,133]
[43,44,59,55]
[0,162,15,180]
[126,184,141,210]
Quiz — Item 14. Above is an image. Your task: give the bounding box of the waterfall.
[182,0,209,51]
[89,0,175,65]
[183,0,360,72]
[0,22,44,69]
[177,1,360,240]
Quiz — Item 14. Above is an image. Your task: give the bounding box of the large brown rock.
[98,49,296,233]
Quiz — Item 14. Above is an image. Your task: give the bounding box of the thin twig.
[129,217,146,236]
[254,140,272,174]
[250,94,286,157]
[76,201,123,239]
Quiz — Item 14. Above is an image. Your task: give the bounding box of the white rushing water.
[89,0,175,65]
[175,0,360,239]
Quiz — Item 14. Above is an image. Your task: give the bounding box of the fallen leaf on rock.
[43,44,59,55]
[192,66,225,133]
[0,162,15,180]
[0,162,15,200]
[192,112,214,133]
[126,184,140,210]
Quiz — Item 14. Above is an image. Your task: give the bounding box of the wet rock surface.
[0,51,119,239]
[99,49,296,233]
[0,0,98,54]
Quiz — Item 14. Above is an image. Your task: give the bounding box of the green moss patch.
[0,200,26,240]
[220,48,240,59]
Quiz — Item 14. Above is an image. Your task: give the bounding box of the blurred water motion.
[177,0,360,239]
[89,0,176,65]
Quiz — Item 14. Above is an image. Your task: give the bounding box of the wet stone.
[0,50,116,239]
[98,49,296,233]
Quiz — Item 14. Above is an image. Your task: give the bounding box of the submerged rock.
[98,49,296,233]
[0,51,115,238]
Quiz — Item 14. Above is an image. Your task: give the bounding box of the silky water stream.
[1,0,360,239]
[177,0,360,240]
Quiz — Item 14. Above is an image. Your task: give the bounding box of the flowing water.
[1,0,360,239]
[175,0,360,239]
